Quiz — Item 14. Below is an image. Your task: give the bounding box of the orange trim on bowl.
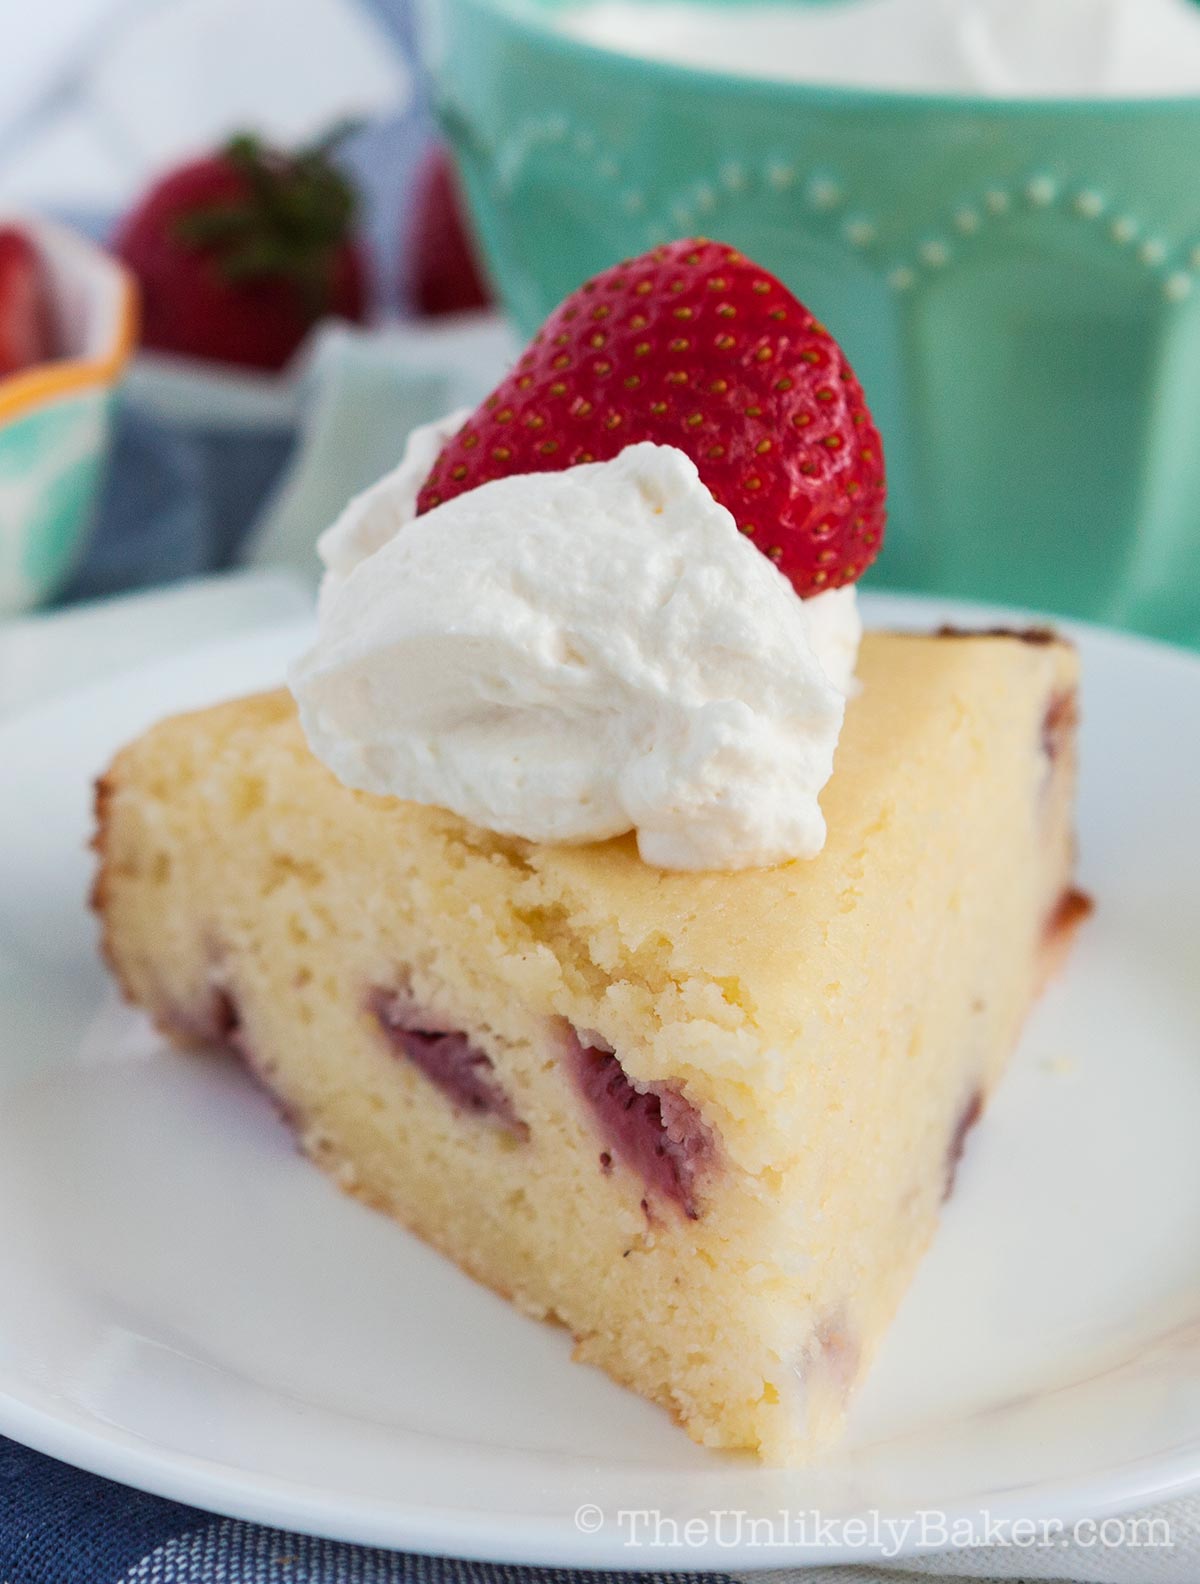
[0,271,139,424]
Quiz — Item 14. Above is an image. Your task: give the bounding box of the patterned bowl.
[0,218,137,617]
[422,0,1200,646]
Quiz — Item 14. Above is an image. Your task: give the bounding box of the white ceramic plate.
[1,592,1197,1570]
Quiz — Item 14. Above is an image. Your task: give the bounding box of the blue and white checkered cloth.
[1,1436,739,1584]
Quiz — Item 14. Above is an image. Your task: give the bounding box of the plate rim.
[2,1381,1198,1569]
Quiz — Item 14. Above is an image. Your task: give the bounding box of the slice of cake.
[92,627,1084,1462]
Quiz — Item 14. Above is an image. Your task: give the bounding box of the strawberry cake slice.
[92,242,1087,1461]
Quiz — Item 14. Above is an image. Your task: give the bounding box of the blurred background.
[0,0,500,636]
[3,0,1200,684]
[1,0,427,306]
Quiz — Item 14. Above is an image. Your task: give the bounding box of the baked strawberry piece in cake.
[93,241,1086,1461]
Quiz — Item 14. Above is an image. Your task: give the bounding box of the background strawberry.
[0,226,56,379]
[417,238,884,596]
[407,146,492,317]
[115,131,366,372]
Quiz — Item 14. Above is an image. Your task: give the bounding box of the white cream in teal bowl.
[0,218,137,617]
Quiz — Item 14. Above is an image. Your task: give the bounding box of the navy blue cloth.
[60,405,297,603]
[0,1439,203,1581]
[0,1438,730,1583]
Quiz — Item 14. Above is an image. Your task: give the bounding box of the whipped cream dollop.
[291,429,861,871]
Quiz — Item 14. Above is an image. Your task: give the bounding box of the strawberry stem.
[173,128,360,311]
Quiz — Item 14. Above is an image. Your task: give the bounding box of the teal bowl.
[421,0,1200,647]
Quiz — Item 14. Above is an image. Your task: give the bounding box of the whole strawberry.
[0,226,55,379]
[115,131,366,372]
[407,146,492,317]
[417,239,884,596]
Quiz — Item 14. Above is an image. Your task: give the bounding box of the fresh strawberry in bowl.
[407,145,492,318]
[417,237,885,597]
[0,226,57,380]
[115,132,367,372]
